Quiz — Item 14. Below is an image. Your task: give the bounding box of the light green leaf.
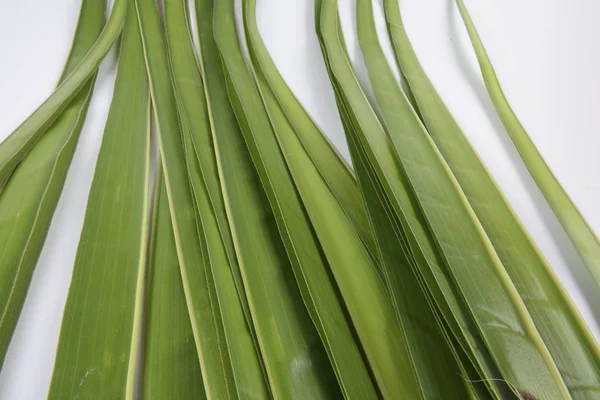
[240,0,377,265]
[164,1,269,397]
[134,0,237,397]
[0,0,126,184]
[318,3,509,398]
[317,1,474,398]
[455,0,600,307]
[0,0,105,367]
[48,1,150,396]
[143,166,206,400]
[164,0,253,332]
[320,0,572,398]
[197,0,341,397]
[383,0,600,396]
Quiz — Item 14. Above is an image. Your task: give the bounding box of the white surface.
[0,0,599,398]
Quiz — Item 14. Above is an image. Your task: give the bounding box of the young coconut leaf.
[455,0,600,291]
[164,0,269,397]
[315,2,484,399]
[134,0,237,397]
[0,0,105,367]
[244,1,471,399]
[319,0,571,398]
[48,2,150,396]
[164,0,253,332]
[0,0,126,184]
[196,0,342,397]
[239,0,377,266]
[219,0,438,396]
[143,166,206,400]
[316,3,510,399]
[382,0,600,395]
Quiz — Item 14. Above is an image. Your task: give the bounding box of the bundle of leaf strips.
[0,0,598,399]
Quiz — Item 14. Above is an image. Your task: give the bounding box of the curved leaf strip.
[0,0,105,366]
[0,0,127,184]
[383,0,600,394]
[320,0,570,398]
[197,0,343,397]
[241,0,378,265]
[317,4,511,398]
[455,0,600,298]
[164,0,254,334]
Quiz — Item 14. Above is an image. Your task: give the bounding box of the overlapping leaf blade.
[0,0,127,184]
[382,0,600,396]
[143,167,206,399]
[196,0,343,397]
[240,0,377,265]
[0,0,105,367]
[319,0,573,398]
[455,0,600,292]
[315,1,477,398]
[134,0,237,397]
[243,1,472,399]
[48,1,150,396]
[164,1,269,397]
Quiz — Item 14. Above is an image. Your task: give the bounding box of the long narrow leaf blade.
[455,0,600,291]
[320,0,571,398]
[143,167,206,400]
[382,0,600,395]
[48,3,150,396]
[241,0,377,264]
[0,0,126,183]
[196,0,340,397]
[164,3,269,396]
[0,0,105,366]
[244,2,472,399]
[134,0,237,397]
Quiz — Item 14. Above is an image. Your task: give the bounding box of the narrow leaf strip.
[241,0,377,264]
[383,0,600,394]
[455,0,600,289]
[196,0,339,397]
[134,0,237,397]
[316,2,473,398]
[48,2,150,396]
[0,0,105,366]
[320,0,571,398]
[143,166,206,400]
[244,1,466,399]
[165,0,269,395]
[0,0,126,184]
[318,6,511,398]
[164,0,253,332]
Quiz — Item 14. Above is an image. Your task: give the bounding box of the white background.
[1,0,599,398]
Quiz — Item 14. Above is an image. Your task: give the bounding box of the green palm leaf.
[382,0,600,396]
[0,0,105,367]
[143,166,206,399]
[198,16,335,394]
[0,0,126,184]
[244,1,474,399]
[455,0,600,292]
[48,1,150,396]
[164,1,269,397]
[134,0,237,397]
[320,0,571,398]
[241,0,377,266]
